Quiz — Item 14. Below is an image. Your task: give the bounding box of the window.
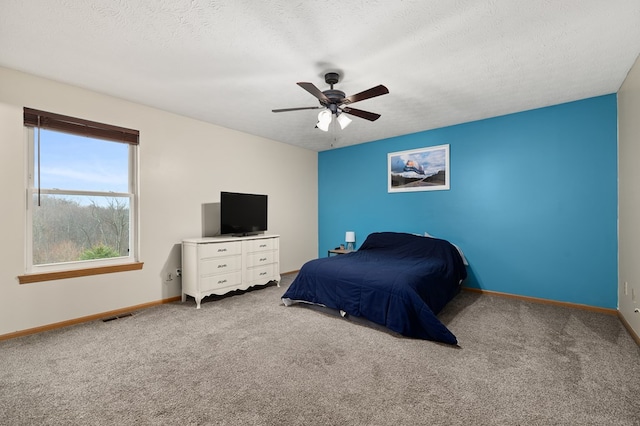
[20,108,142,283]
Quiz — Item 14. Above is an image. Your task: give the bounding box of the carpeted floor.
[1,274,639,425]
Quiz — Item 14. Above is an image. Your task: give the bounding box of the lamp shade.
[316,110,332,132]
[337,113,352,129]
[345,231,356,243]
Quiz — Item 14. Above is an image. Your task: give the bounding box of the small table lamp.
[345,231,356,250]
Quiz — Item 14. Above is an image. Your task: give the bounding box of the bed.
[281,232,467,344]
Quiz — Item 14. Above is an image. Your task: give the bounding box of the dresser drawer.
[199,241,241,259]
[246,264,276,283]
[245,238,276,252]
[201,271,242,292]
[200,255,241,276]
[246,251,276,268]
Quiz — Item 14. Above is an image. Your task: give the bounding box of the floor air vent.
[102,312,134,322]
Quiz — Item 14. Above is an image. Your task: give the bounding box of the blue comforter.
[281,232,467,344]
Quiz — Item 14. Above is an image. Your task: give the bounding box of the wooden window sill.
[18,262,144,284]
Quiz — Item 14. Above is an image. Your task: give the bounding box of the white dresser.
[181,234,280,309]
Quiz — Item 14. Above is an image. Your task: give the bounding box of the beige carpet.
[1,274,639,425]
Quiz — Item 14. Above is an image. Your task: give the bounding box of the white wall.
[618,54,640,338]
[0,67,318,336]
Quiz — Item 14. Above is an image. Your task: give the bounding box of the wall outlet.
[624,281,628,296]
[176,268,182,277]
[166,272,173,282]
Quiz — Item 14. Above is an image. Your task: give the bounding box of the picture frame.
[388,144,450,192]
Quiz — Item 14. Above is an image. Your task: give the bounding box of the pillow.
[423,231,468,266]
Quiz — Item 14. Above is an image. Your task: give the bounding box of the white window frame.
[23,126,140,276]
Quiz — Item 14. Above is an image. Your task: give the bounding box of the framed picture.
[388,144,450,192]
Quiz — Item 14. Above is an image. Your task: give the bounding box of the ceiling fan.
[272,72,389,131]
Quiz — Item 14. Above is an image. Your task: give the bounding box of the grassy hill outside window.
[19,108,142,284]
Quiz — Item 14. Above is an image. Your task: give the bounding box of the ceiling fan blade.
[341,85,389,105]
[297,82,330,103]
[341,107,381,122]
[272,106,323,113]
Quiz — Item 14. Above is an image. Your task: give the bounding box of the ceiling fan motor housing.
[322,90,346,113]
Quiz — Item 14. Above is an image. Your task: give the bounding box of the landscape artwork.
[388,144,450,192]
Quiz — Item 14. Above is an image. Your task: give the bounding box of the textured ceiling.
[1,1,639,152]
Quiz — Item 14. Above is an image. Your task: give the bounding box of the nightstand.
[328,249,355,257]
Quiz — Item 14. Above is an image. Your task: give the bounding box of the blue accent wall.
[318,95,618,308]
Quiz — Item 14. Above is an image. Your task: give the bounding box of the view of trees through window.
[32,195,130,265]
[25,110,137,270]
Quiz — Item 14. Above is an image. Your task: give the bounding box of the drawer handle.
[218,279,227,284]
[259,272,267,276]
[217,248,227,252]
[259,244,267,248]
[259,257,267,262]
[217,264,227,268]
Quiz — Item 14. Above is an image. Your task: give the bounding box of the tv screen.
[220,192,268,236]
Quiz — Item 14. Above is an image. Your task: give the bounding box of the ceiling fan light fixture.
[316,109,332,131]
[337,113,352,130]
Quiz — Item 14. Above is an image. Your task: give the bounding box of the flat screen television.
[220,191,268,236]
